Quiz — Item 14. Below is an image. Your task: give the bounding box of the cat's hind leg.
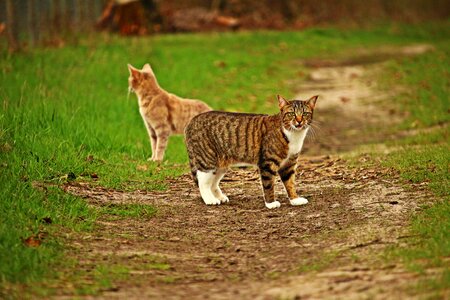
[197,170,221,205]
[259,162,281,209]
[211,169,229,203]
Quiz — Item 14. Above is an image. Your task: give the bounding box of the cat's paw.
[265,201,281,209]
[219,195,229,203]
[203,196,221,206]
[290,197,308,206]
[212,189,229,203]
[148,157,162,162]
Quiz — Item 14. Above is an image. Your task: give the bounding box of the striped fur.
[185,95,318,208]
[128,63,212,161]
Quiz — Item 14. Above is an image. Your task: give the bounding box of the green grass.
[84,264,130,295]
[0,22,449,293]
[297,251,340,273]
[383,145,449,196]
[375,36,449,295]
[383,50,450,128]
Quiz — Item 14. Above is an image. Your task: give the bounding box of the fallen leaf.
[23,236,41,247]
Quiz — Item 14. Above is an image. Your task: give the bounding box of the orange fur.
[128,63,211,161]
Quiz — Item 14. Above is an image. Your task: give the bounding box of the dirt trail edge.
[61,45,437,299]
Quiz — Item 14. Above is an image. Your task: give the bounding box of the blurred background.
[1,0,449,52]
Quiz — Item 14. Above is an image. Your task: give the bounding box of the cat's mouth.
[291,123,308,130]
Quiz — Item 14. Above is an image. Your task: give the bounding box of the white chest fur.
[283,127,309,157]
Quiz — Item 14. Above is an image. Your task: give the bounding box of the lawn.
[0,22,448,295]
[377,37,449,294]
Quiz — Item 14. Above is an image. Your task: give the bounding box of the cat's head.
[277,95,318,131]
[127,63,157,93]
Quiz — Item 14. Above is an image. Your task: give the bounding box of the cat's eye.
[303,112,312,117]
[286,112,295,117]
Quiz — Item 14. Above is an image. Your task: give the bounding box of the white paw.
[265,201,281,209]
[212,189,229,204]
[203,196,221,206]
[219,195,229,203]
[290,197,308,206]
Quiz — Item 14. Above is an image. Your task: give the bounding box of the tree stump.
[96,0,151,36]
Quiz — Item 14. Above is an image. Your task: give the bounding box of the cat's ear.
[307,95,318,109]
[143,63,152,72]
[128,64,140,78]
[277,95,289,109]
[142,63,155,76]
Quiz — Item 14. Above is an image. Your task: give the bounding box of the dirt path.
[59,45,437,299]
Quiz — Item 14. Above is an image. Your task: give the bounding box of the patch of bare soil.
[299,44,433,155]
[58,45,437,299]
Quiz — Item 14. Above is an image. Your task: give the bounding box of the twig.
[348,238,394,250]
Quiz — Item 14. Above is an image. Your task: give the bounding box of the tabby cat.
[128,63,212,161]
[185,95,318,209]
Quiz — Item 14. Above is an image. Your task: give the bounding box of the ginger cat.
[185,95,318,209]
[128,63,212,161]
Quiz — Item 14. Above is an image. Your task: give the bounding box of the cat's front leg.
[259,162,280,209]
[279,162,308,206]
[148,123,158,160]
[154,130,170,161]
[142,119,157,161]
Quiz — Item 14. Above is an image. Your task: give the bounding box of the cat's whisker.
[312,120,324,127]
[127,88,131,101]
[307,127,317,141]
[311,121,324,127]
[307,125,321,142]
[310,123,322,131]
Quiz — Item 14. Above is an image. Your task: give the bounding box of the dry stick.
[348,238,394,250]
